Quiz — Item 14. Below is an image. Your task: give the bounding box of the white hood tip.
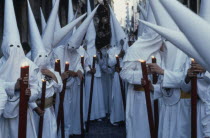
[67,5,99,49]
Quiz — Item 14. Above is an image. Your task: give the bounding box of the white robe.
[99,47,113,114]
[120,61,153,138]
[0,81,7,138]
[108,47,125,124]
[33,69,63,138]
[0,57,39,138]
[53,45,84,136]
[181,59,210,138]
[154,53,191,138]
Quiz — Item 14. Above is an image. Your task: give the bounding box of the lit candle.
[140,60,148,81]
[191,58,195,64]
[115,55,120,68]
[54,59,61,75]
[92,55,97,69]
[81,55,84,68]
[65,62,70,72]
[151,56,158,84]
[151,56,156,64]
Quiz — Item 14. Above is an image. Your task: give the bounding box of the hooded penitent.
[28,0,50,69]
[85,0,97,60]
[0,0,37,82]
[160,0,210,72]
[109,5,128,51]
[67,5,99,51]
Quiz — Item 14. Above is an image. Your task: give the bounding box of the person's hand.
[191,62,206,73]
[15,78,21,91]
[68,70,77,77]
[41,69,54,78]
[115,67,121,73]
[25,88,31,97]
[77,70,84,80]
[61,71,69,80]
[34,107,44,116]
[141,78,154,92]
[147,63,164,75]
[89,68,96,74]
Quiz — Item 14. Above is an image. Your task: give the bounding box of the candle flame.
[42,79,46,82]
[65,61,69,64]
[151,56,155,59]
[81,55,84,58]
[139,59,146,63]
[55,59,59,63]
[93,55,97,58]
[115,55,119,57]
[21,62,29,67]
[191,58,195,62]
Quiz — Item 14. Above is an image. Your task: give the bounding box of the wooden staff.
[38,79,46,138]
[53,59,61,109]
[116,55,126,111]
[140,60,155,138]
[80,56,85,136]
[18,63,29,138]
[152,56,159,138]
[86,55,97,132]
[191,58,197,138]
[57,61,69,138]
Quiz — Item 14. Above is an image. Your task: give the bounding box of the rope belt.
[180,90,191,99]
[133,85,144,91]
[36,96,54,109]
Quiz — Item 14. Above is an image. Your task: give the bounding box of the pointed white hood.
[42,0,60,53]
[0,0,37,82]
[28,0,50,69]
[68,0,74,23]
[40,8,46,33]
[139,20,208,69]
[67,5,99,50]
[85,0,97,58]
[53,13,87,48]
[199,0,210,23]
[52,0,61,31]
[109,5,128,51]
[160,0,210,70]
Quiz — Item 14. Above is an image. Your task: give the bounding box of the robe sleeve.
[162,70,184,88]
[120,61,142,85]
[53,71,63,93]
[28,102,38,110]
[4,82,16,97]
[204,71,210,83]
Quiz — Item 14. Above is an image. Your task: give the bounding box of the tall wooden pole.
[140,60,155,138]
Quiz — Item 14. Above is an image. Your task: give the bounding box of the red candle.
[92,55,97,69]
[115,55,120,68]
[140,60,149,81]
[81,56,84,69]
[54,59,61,75]
[151,56,158,84]
[18,62,29,138]
[65,62,69,72]
[151,56,156,63]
